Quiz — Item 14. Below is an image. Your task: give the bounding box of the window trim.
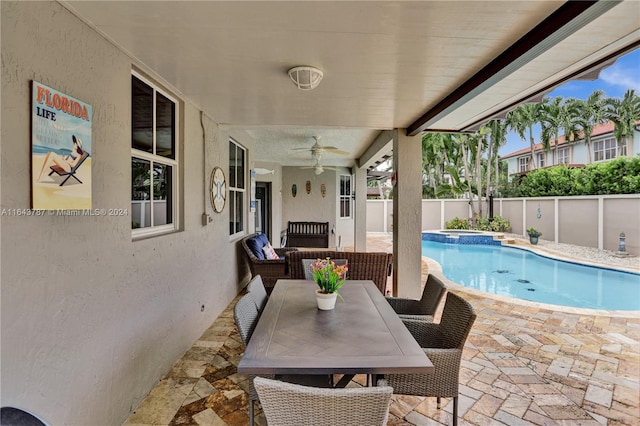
[339,174,353,219]
[131,70,180,240]
[593,136,617,162]
[518,157,529,173]
[229,137,247,240]
[557,146,570,165]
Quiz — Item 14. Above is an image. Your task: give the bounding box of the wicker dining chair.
[385,274,447,321]
[287,250,393,295]
[254,376,393,426]
[382,292,476,426]
[234,294,269,426]
[246,274,268,313]
[234,293,332,426]
[301,258,348,281]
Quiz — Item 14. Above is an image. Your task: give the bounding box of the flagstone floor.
[123,234,640,426]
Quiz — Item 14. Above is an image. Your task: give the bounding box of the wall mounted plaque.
[210,166,227,213]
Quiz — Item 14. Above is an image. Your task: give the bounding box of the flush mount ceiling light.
[288,66,323,90]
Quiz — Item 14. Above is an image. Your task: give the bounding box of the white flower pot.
[316,290,337,310]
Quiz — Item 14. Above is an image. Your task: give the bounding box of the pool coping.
[421,231,640,318]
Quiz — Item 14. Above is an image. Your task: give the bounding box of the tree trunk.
[462,147,475,219]
[529,126,537,170]
[475,137,483,219]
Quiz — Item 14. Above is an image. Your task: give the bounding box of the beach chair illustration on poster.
[48,151,89,186]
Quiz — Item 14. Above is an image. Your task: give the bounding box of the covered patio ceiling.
[62,1,640,168]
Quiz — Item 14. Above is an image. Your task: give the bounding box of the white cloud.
[599,63,640,93]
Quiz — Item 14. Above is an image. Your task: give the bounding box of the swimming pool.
[421,236,640,311]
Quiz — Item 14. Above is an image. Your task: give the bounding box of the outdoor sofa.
[241,233,299,291]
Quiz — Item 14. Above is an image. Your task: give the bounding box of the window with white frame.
[536,152,546,168]
[518,157,529,173]
[593,137,617,161]
[618,140,627,157]
[339,175,352,218]
[557,147,570,165]
[131,73,178,236]
[229,138,246,237]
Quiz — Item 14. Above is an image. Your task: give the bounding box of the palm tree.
[539,97,561,165]
[506,102,541,170]
[575,90,607,163]
[606,89,640,156]
[455,132,483,220]
[484,119,507,197]
[422,132,451,192]
[474,129,488,219]
[540,97,581,166]
[451,133,474,203]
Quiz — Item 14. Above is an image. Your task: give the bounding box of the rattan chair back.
[254,376,392,426]
[234,294,259,345]
[247,275,268,312]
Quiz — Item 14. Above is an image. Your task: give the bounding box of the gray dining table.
[237,279,433,385]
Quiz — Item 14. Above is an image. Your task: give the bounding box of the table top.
[238,279,434,375]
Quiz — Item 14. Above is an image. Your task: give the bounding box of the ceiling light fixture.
[288,66,323,90]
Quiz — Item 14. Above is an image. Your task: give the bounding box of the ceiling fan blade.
[324,148,349,155]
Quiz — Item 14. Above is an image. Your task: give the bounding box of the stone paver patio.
[124,234,640,426]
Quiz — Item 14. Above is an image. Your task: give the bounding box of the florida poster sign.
[32,81,92,210]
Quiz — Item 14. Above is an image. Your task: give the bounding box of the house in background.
[503,121,640,178]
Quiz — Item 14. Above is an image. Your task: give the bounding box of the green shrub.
[445,217,469,229]
[445,215,511,232]
[515,155,640,197]
[488,215,511,232]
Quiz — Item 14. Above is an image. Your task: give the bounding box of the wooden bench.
[285,221,329,248]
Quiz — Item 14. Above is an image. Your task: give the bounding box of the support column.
[354,166,367,251]
[392,129,422,298]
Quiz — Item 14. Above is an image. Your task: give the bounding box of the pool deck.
[123,233,640,426]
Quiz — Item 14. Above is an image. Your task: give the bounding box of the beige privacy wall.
[1,2,249,424]
[367,196,640,256]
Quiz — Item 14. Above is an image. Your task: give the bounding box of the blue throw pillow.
[246,236,266,260]
[257,233,270,247]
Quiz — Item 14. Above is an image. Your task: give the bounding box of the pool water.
[421,239,640,310]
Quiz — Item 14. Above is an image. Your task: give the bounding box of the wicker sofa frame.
[241,234,299,291]
[286,250,393,295]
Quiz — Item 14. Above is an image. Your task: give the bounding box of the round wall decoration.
[210,166,227,213]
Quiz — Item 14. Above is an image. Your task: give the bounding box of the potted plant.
[526,227,542,245]
[310,258,348,310]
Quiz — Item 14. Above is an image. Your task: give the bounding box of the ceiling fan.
[292,136,349,160]
[300,160,338,175]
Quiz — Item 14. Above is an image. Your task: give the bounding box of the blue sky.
[499,48,640,155]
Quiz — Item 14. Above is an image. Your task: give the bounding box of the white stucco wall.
[1,2,246,424]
